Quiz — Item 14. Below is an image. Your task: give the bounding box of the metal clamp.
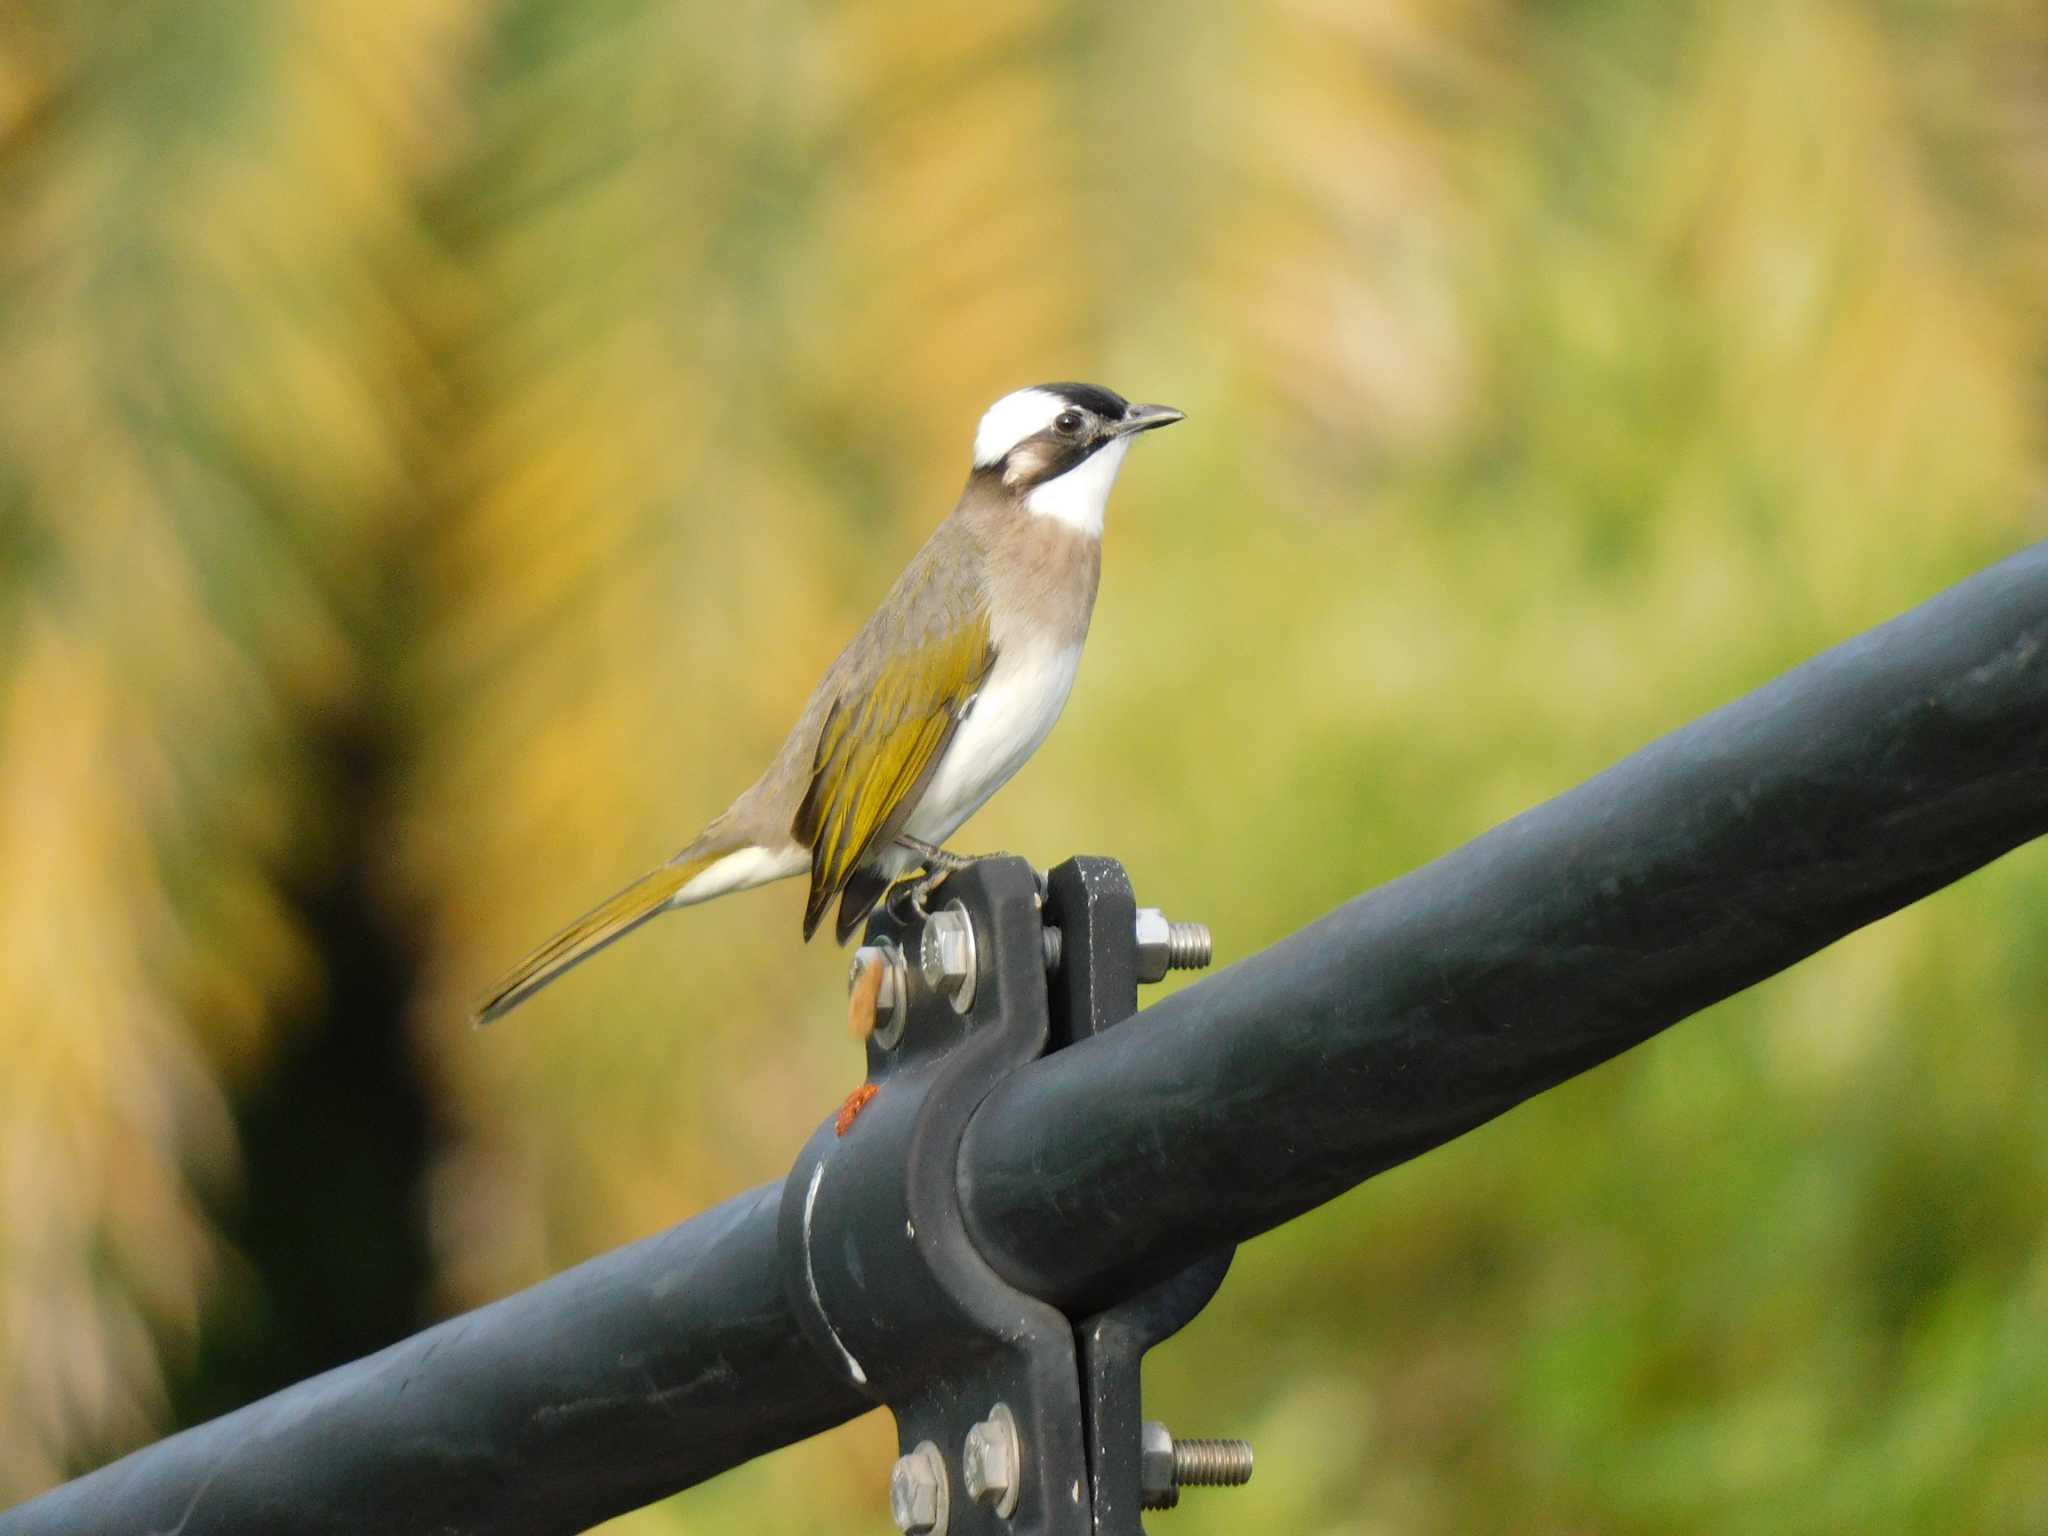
[1041,859,1243,1534]
[781,858,1086,1535]
[781,856,1245,1536]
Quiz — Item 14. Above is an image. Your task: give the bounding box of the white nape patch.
[906,639,1086,846]
[1024,434,1130,536]
[671,843,806,906]
[972,387,1069,467]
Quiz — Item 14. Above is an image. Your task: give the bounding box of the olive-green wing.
[792,613,994,941]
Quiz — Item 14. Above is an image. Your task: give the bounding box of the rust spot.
[847,950,884,1040]
[835,1081,879,1136]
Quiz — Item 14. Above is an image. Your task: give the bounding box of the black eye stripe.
[1006,433,1113,488]
[1038,382,1129,420]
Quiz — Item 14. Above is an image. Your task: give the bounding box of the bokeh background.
[3,0,2046,1530]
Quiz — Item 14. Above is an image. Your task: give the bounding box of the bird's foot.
[888,838,1018,922]
[886,864,958,924]
[895,835,988,875]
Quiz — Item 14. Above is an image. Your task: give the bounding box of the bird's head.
[970,383,1184,535]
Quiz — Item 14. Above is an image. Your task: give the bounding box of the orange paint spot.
[847,951,884,1040]
[835,1082,879,1136]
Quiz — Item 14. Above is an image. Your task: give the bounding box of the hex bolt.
[1133,908,1214,984]
[960,1402,1021,1518]
[849,940,910,1049]
[920,901,979,1013]
[889,1441,950,1535]
[1138,1420,1253,1511]
[1137,1420,1179,1511]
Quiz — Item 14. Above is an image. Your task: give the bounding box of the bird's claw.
[907,868,949,921]
[886,839,1035,923]
[887,863,954,924]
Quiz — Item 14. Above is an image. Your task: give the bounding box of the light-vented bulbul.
[477,383,1182,1022]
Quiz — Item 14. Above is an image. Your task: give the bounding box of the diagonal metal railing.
[5,540,2044,1536]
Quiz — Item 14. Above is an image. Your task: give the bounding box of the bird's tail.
[473,841,740,1024]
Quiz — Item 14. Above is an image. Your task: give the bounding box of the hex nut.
[919,902,978,1013]
[1134,908,1214,984]
[1138,1419,1179,1510]
[960,1403,1020,1517]
[889,1441,949,1535]
[1133,908,1173,985]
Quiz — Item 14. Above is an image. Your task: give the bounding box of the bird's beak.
[1110,403,1186,438]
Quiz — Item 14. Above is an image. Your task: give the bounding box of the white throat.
[1024,436,1130,536]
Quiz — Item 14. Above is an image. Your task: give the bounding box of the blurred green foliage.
[2,0,2044,1530]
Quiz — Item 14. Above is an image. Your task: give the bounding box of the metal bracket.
[780,858,1086,1535]
[778,855,1240,1536]
[1042,859,1239,1535]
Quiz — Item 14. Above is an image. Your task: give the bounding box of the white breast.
[905,640,1084,846]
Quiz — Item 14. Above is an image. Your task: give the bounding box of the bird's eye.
[1054,410,1085,435]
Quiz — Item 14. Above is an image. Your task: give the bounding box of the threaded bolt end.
[1173,1438,1253,1487]
[1165,922,1212,971]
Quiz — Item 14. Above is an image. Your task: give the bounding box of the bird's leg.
[896,835,984,874]
[887,838,964,922]
[885,868,946,924]
[888,835,1019,921]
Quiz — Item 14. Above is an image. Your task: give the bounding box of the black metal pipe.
[961,540,2048,1305]
[0,1184,867,1536]
[7,541,2044,1533]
